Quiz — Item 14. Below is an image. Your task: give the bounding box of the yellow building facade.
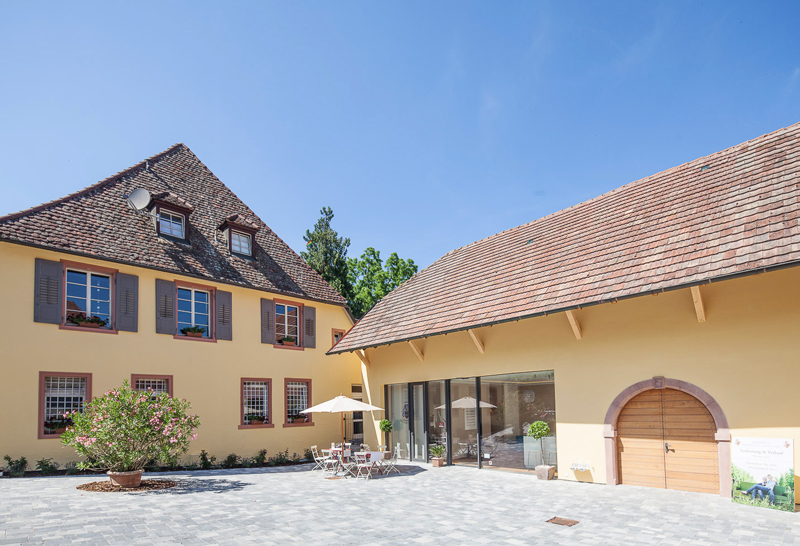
[356,266,800,499]
[0,244,362,466]
[0,144,363,466]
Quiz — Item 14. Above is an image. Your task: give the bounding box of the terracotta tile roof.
[0,144,346,306]
[331,122,800,353]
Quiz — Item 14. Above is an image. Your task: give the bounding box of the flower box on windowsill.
[280,340,296,347]
[77,322,101,329]
[249,418,265,426]
[185,332,204,338]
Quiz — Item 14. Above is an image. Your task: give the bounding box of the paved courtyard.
[1,463,798,545]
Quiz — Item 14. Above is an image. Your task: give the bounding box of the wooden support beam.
[690,286,706,322]
[355,349,370,367]
[565,310,582,340]
[407,340,424,362]
[468,329,485,354]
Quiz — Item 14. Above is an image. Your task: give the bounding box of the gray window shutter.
[155,279,176,335]
[34,258,63,324]
[303,306,316,348]
[115,273,138,332]
[216,290,232,341]
[260,298,275,344]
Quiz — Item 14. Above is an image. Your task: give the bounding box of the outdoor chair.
[353,452,374,479]
[310,445,332,471]
[382,445,401,475]
[338,451,357,478]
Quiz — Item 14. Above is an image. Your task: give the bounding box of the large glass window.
[480,371,556,472]
[449,378,480,466]
[276,304,299,344]
[387,383,410,458]
[65,270,111,328]
[159,210,185,238]
[427,380,447,460]
[385,370,556,471]
[177,288,210,337]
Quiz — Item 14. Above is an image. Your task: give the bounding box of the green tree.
[301,207,352,299]
[347,247,418,318]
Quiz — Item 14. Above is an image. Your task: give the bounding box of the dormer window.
[219,214,259,258]
[159,210,185,239]
[230,230,252,256]
[149,192,194,242]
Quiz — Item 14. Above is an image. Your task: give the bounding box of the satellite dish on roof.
[126,188,151,211]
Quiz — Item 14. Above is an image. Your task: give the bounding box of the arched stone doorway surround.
[603,377,732,497]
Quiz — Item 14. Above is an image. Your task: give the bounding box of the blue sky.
[2,1,799,269]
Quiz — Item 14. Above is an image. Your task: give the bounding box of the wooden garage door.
[617,388,718,494]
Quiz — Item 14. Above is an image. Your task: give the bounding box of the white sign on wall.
[731,437,794,511]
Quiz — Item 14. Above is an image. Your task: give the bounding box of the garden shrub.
[254,449,268,465]
[64,461,80,475]
[199,450,216,470]
[61,380,200,472]
[35,458,59,475]
[222,453,241,468]
[3,455,28,477]
[303,447,313,461]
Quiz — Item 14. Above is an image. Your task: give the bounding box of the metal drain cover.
[547,517,579,527]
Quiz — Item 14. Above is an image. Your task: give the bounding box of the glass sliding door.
[387,383,410,459]
[427,380,447,461]
[479,370,556,472]
[411,383,426,461]
[449,378,479,466]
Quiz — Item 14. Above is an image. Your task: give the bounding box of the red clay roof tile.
[331,122,800,353]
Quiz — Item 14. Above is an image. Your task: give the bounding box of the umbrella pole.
[341,413,345,450]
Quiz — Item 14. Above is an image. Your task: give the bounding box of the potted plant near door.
[61,380,200,488]
[379,419,393,458]
[527,421,555,480]
[429,443,446,467]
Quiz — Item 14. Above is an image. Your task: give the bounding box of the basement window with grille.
[241,379,272,428]
[133,375,172,399]
[39,373,91,438]
[285,379,312,426]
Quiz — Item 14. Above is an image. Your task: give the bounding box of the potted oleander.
[429,443,446,467]
[62,380,200,488]
[245,413,265,426]
[180,325,207,338]
[68,315,108,329]
[527,421,556,480]
[280,336,297,347]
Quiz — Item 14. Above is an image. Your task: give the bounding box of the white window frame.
[65,268,112,328]
[177,287,211,337]
[230,230,252,256]
[275,303,300,342]
[159,209,185,239]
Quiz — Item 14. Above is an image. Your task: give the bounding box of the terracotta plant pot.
[107,469,144,488]
[186,331,204,338]
[535,465,556,480]
[249,419,265,426]
[53,427,67,435]
[431,457,445,467]
[282,340,296,347]
[77,322,101,328]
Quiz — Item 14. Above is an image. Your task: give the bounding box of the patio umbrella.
[300,395,384,451]
[436,396,496,410]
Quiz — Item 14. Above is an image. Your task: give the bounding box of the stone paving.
[1,463,798,545]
